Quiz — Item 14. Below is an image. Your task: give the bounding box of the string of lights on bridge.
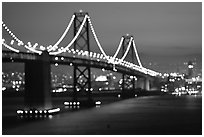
[2,12,160,77]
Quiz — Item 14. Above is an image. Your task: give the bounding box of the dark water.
[2,95,202,135]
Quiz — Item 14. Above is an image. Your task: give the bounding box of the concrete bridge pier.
[144,77,150,91]
[24,51,52,110]
[136,77,144,90]
[136,77,150,91]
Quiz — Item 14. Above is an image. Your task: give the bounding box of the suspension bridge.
[2,11,161,112]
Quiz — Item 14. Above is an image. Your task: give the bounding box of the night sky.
[2,2,202,74]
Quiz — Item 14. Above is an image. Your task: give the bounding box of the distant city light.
[95,75,107,82]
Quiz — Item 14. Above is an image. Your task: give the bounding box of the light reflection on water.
[3,95,202,134]
[64,106,80,109]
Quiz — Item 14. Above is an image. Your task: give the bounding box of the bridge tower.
[136,77,150,91]
[121,34,136,98]
[73,11,93,105]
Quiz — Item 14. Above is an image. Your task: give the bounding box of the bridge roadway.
[2,50,152,78]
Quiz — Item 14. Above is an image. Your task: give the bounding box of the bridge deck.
[2,51,149,77]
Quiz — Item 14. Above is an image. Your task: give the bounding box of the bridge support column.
[136,77,145,90]
[24,51,52,110]
[136,77,150,91]
[145,78,150,91]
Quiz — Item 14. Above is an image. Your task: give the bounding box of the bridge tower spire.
[121,34,136,97]
[73,11,92,104]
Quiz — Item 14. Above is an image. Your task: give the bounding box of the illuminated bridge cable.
[87,16,109,59]
[2,42,19,53]
[49,15,88,55]
[112,37,124,59]
[148,68,159,76]
[120,37,133,61]
[132,39,143,67]
[110,37,133,65]
[111,37,133,65]
[48,15,75,52]
[24,42,42,54]
[107,37,124,64]
[2,22,21,44]
[47,45,57,52]
[24,45,42,54]
[33,43,39,48]
[2,21,43,54]
[2,17,159,76]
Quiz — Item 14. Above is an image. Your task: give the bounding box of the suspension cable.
[132,39,143,67]
[112,37,124,59]
[111,37,133,65]
[2,21,22,45]
[49,15,88,55]
[24,45,42,54]
[2,21,43,54]
[87,16,108,59]
[32,43,39,48]
[48,15,75,52]
[2,41,19,53]
[120,37,133,61]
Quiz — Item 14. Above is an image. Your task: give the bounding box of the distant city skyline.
[2,2,202,74]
